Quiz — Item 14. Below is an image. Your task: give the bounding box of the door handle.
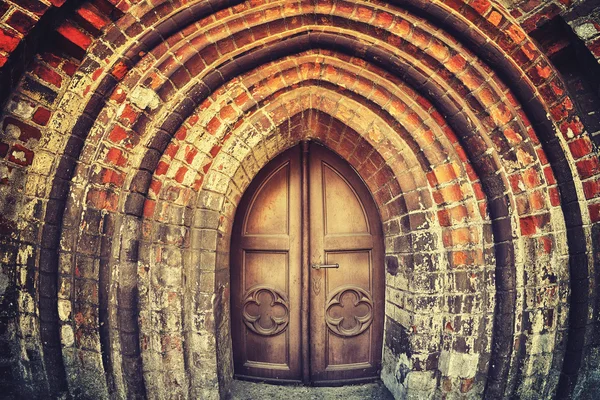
[311,263,339,270]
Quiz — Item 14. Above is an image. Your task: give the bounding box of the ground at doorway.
[229,380,394,399]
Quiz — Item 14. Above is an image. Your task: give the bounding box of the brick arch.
[56,50,556,396]
[109,76,495,399]
[55,62,503,398]
[115,32,567,398]
[65,25,556,400]
[1,0,595,399]
[188,100,490,399]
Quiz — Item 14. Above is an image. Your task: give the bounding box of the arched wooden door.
[231,142,384,385]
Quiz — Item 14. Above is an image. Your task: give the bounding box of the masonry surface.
[1,0,600,399]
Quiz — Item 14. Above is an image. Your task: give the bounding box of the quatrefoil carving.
[326,285,373,337]
[242,286,290,336]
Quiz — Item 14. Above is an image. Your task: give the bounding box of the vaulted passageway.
[1,1,600,399]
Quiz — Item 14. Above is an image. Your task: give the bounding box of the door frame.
[230,140,385,385]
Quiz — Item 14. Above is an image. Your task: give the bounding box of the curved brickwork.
[0,0,599,399]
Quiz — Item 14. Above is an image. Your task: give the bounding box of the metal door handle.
[311,263,339,270]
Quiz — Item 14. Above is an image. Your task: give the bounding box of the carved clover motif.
[242,286,289,336]
[326,286,373,337]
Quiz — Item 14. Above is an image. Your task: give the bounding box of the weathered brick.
[57,21,92,50]
[32,63,63,87]
[6,10,37,34]
[0,28,21,53]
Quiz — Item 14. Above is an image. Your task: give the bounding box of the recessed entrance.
[231,141,385,385]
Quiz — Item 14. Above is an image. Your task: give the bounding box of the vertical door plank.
[309,143,385,384]
[231,147,302,382]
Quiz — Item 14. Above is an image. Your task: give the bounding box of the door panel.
[322,164,369,235]
[245,164,290,235]
[309,143,384,384]
[231,142,383,385]
[231,146,302,382]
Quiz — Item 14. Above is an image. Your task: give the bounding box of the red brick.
[520,0,542,13]
[86,188,118,211]
[461,377,475,393]
[521,4,560,33]
[469,0,491,14]
[0,28,21,53]
[185,147,198,164]
[76,3,110,31]
[583,180,600,200]
[110,86,126,103]
[118,104,138,126]
[549,97,573,121]
[112,0,130,13]
[522,167,541,188]
[32,63,63,87]
[506,25,526,45]
[108,125,128,143]
[62,61,78,76]
[41,52,62,67]
[589,203,600,223]
[568,137,594,159]
[105,147,127,167]
[533,61,552,80]
[91,68,104,82]
[437,210,453,229]
[487,11,503,26]
[576,157,600,179]
[451,250,482,267]
[206,117,221,136]
[57,22,92,50]
[16,0,50,16]
[509,173,524,193]
[7,10,37,34]
[589,37,600,58]
[111,61,129,80]
[193,175,204,191]
[549,186,561,207]
[490,103,513,125]
[175,166,187,183]
[143,199,156,218]
[3,117,41,143]
[175,126,187,140]
[202,160,212,174]
[49,0,67,7]
[164,143,179,159]
[7,144,34,166]
[520,216,536,235]
[560,116,585,138]
[101,168,124,186]
[156,161,168,176]
[539,236,553,253]
[543,166,556,185]
[32,107,51,125]
[433,163,457,185]
[530,190,545,211]
[149,179,162,197]
[209,144,221,158]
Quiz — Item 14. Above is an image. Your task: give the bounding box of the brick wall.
[0,0,600,399]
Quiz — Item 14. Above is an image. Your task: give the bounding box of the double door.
[231,142,384,384]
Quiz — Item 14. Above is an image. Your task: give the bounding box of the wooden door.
[231,146,302,382]
[308,143,384,384]
[231,142,383,385]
